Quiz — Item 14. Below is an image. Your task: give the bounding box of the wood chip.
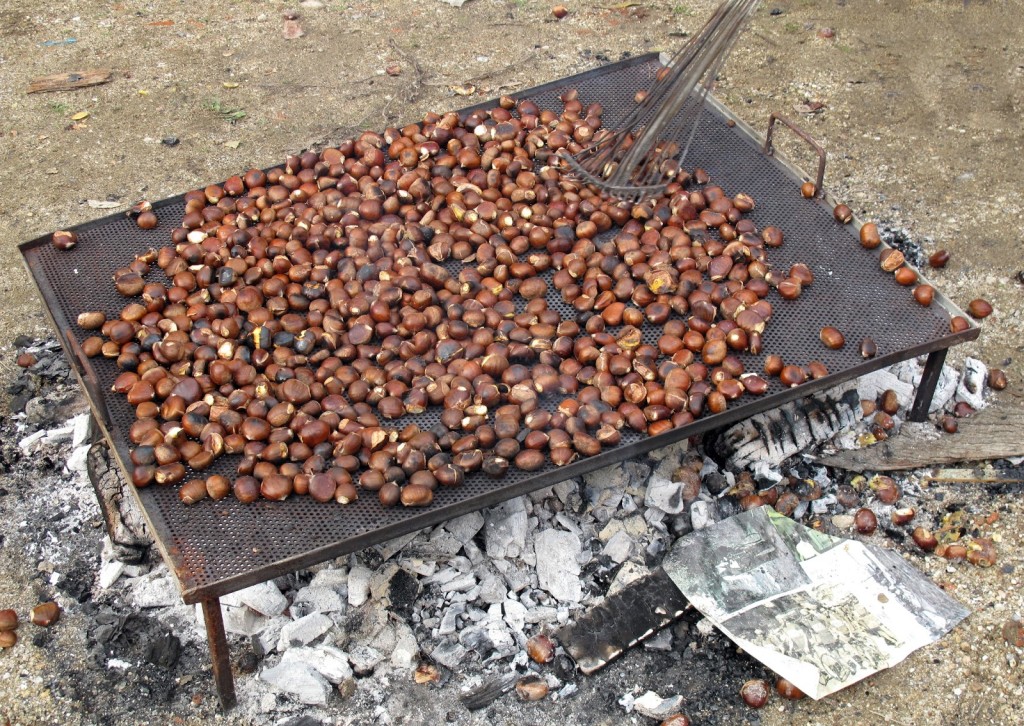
[816,403,1024,471]
[26,69,112,94]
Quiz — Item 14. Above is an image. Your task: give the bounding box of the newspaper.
[663,507,969,699]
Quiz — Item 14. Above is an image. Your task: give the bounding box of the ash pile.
[1,335,1017,725]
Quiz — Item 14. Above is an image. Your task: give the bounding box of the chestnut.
[913,528,937,548]
[854,507,878,534]
[77,311,106,329]
[30,601,61,627]
[833,203,853,223]
[52,230,78,250]
[515,675,549,702]
[913,284,934,306]
[819,326,845,350]
[775,677,804,700]
[526,633,555,664]
[967,298,993,319]
[779,365,806,387]
[739,679,769,709]
[891,507,916,526]
[179,479,208,505]
[136,211,158,230]
[400,484,433,507]
[928,249,950,268]
[880,248,905,272]
[859,222,881,249]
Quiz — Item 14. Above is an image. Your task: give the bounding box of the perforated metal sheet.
[20,54,978,603]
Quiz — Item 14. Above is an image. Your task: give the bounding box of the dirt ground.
[1,1,1022,724]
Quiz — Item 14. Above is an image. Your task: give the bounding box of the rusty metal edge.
[17,54,981,605]
[18,247,200,593]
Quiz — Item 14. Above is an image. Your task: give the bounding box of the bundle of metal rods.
[563,0,760,202]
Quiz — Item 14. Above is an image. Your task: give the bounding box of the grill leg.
[909,349,947,422]
[201,597,237,711]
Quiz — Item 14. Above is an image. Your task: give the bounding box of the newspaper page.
[663,507,969,699]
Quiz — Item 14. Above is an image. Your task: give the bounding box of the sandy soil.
[1,1,1022,724]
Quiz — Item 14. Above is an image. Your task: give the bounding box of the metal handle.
[764,113,826,198]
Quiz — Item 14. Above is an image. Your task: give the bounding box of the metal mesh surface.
[20,54,977,602]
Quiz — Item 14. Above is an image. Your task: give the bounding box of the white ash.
[956,357,989,410]
[4,335,1004,722]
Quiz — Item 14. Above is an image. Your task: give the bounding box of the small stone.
[260,660,331,705]
[222,604,269,636]
[294,586,345,614]
[337,678,357,700]
[391,623,419,669]
[485,497,529,559]
[602,530,634,564]
[284,645,352,684]
[634,690,685,720]
[645,475,689,514]
[445,511,485,544]
[608,561,650,596]
[237,580,288,617]
[348,644,384,676]
[309,567,348,591]
[161,136,179,146]
[534,530,582,602]
[430,641,467,670]
[437,602,464,636]
[689,500,720,530]
[832,514,855,530]
[477,572,507,604]
[348,565,372,607]
[98,560,125,589]
[1002,620,1024,648]
[503,599,528,633]
[129,570,179,608]
[441,572,477,593]
[277,612,333,652]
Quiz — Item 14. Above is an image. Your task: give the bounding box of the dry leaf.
[223,140,241,149]
[223,82,239,89]
[147,19,174,27]
[71,111,90,121]
[793,100,826,114]
[282,19,304,39]
[87,199,121,209]
[451,84,476,96]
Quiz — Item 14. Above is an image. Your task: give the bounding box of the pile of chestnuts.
[61,90,938,510]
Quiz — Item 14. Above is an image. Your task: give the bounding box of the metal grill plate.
[19,54,978,603]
